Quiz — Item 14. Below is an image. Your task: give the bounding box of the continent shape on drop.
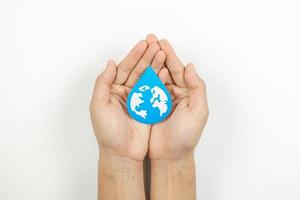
[150,86,168,116]
[130,91,147,119]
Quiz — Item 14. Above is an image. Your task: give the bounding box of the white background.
[1,0,300,199]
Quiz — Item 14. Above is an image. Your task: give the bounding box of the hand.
[141,36,209,200]
[90,36,166,162]
[148,39,209,160]
[90,36,166,200]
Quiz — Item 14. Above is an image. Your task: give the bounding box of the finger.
[184,63,208,109]
[158,67,174,85]
[159,39,186,87]
[91,60,117,108]
[125,43,160,87]
[146,33,159,45]
[114,40,148,84]
[151,50,166,74]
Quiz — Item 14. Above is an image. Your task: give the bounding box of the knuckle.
[118,64,131,73]
[131,46,145,59]
[173,67,184,76]
[157,53,166,63]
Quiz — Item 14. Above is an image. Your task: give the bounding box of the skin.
[148,37,209,200]
[90,34,208,200]
[90,36,166,200]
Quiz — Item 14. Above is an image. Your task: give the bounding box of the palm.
[90,39,163,161]
[92,84,150,161]
[149,85,206,159]
[147,38,208,160]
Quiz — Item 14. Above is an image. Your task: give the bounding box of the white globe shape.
[129,85,169,120]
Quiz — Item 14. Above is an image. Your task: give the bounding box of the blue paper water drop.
[126,66,172,124]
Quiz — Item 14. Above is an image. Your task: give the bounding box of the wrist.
[99,149,143,173]
[150,153,196,200]
[99,150,145,200]
[149,149,195,161]
[151,153,195,174]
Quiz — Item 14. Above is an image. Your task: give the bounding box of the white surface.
[1,0,300,199]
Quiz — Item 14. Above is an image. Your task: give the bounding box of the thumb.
[91,60,117,109]
[184,63,208,110]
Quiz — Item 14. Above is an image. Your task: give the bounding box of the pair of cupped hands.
[90,34,209,162]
